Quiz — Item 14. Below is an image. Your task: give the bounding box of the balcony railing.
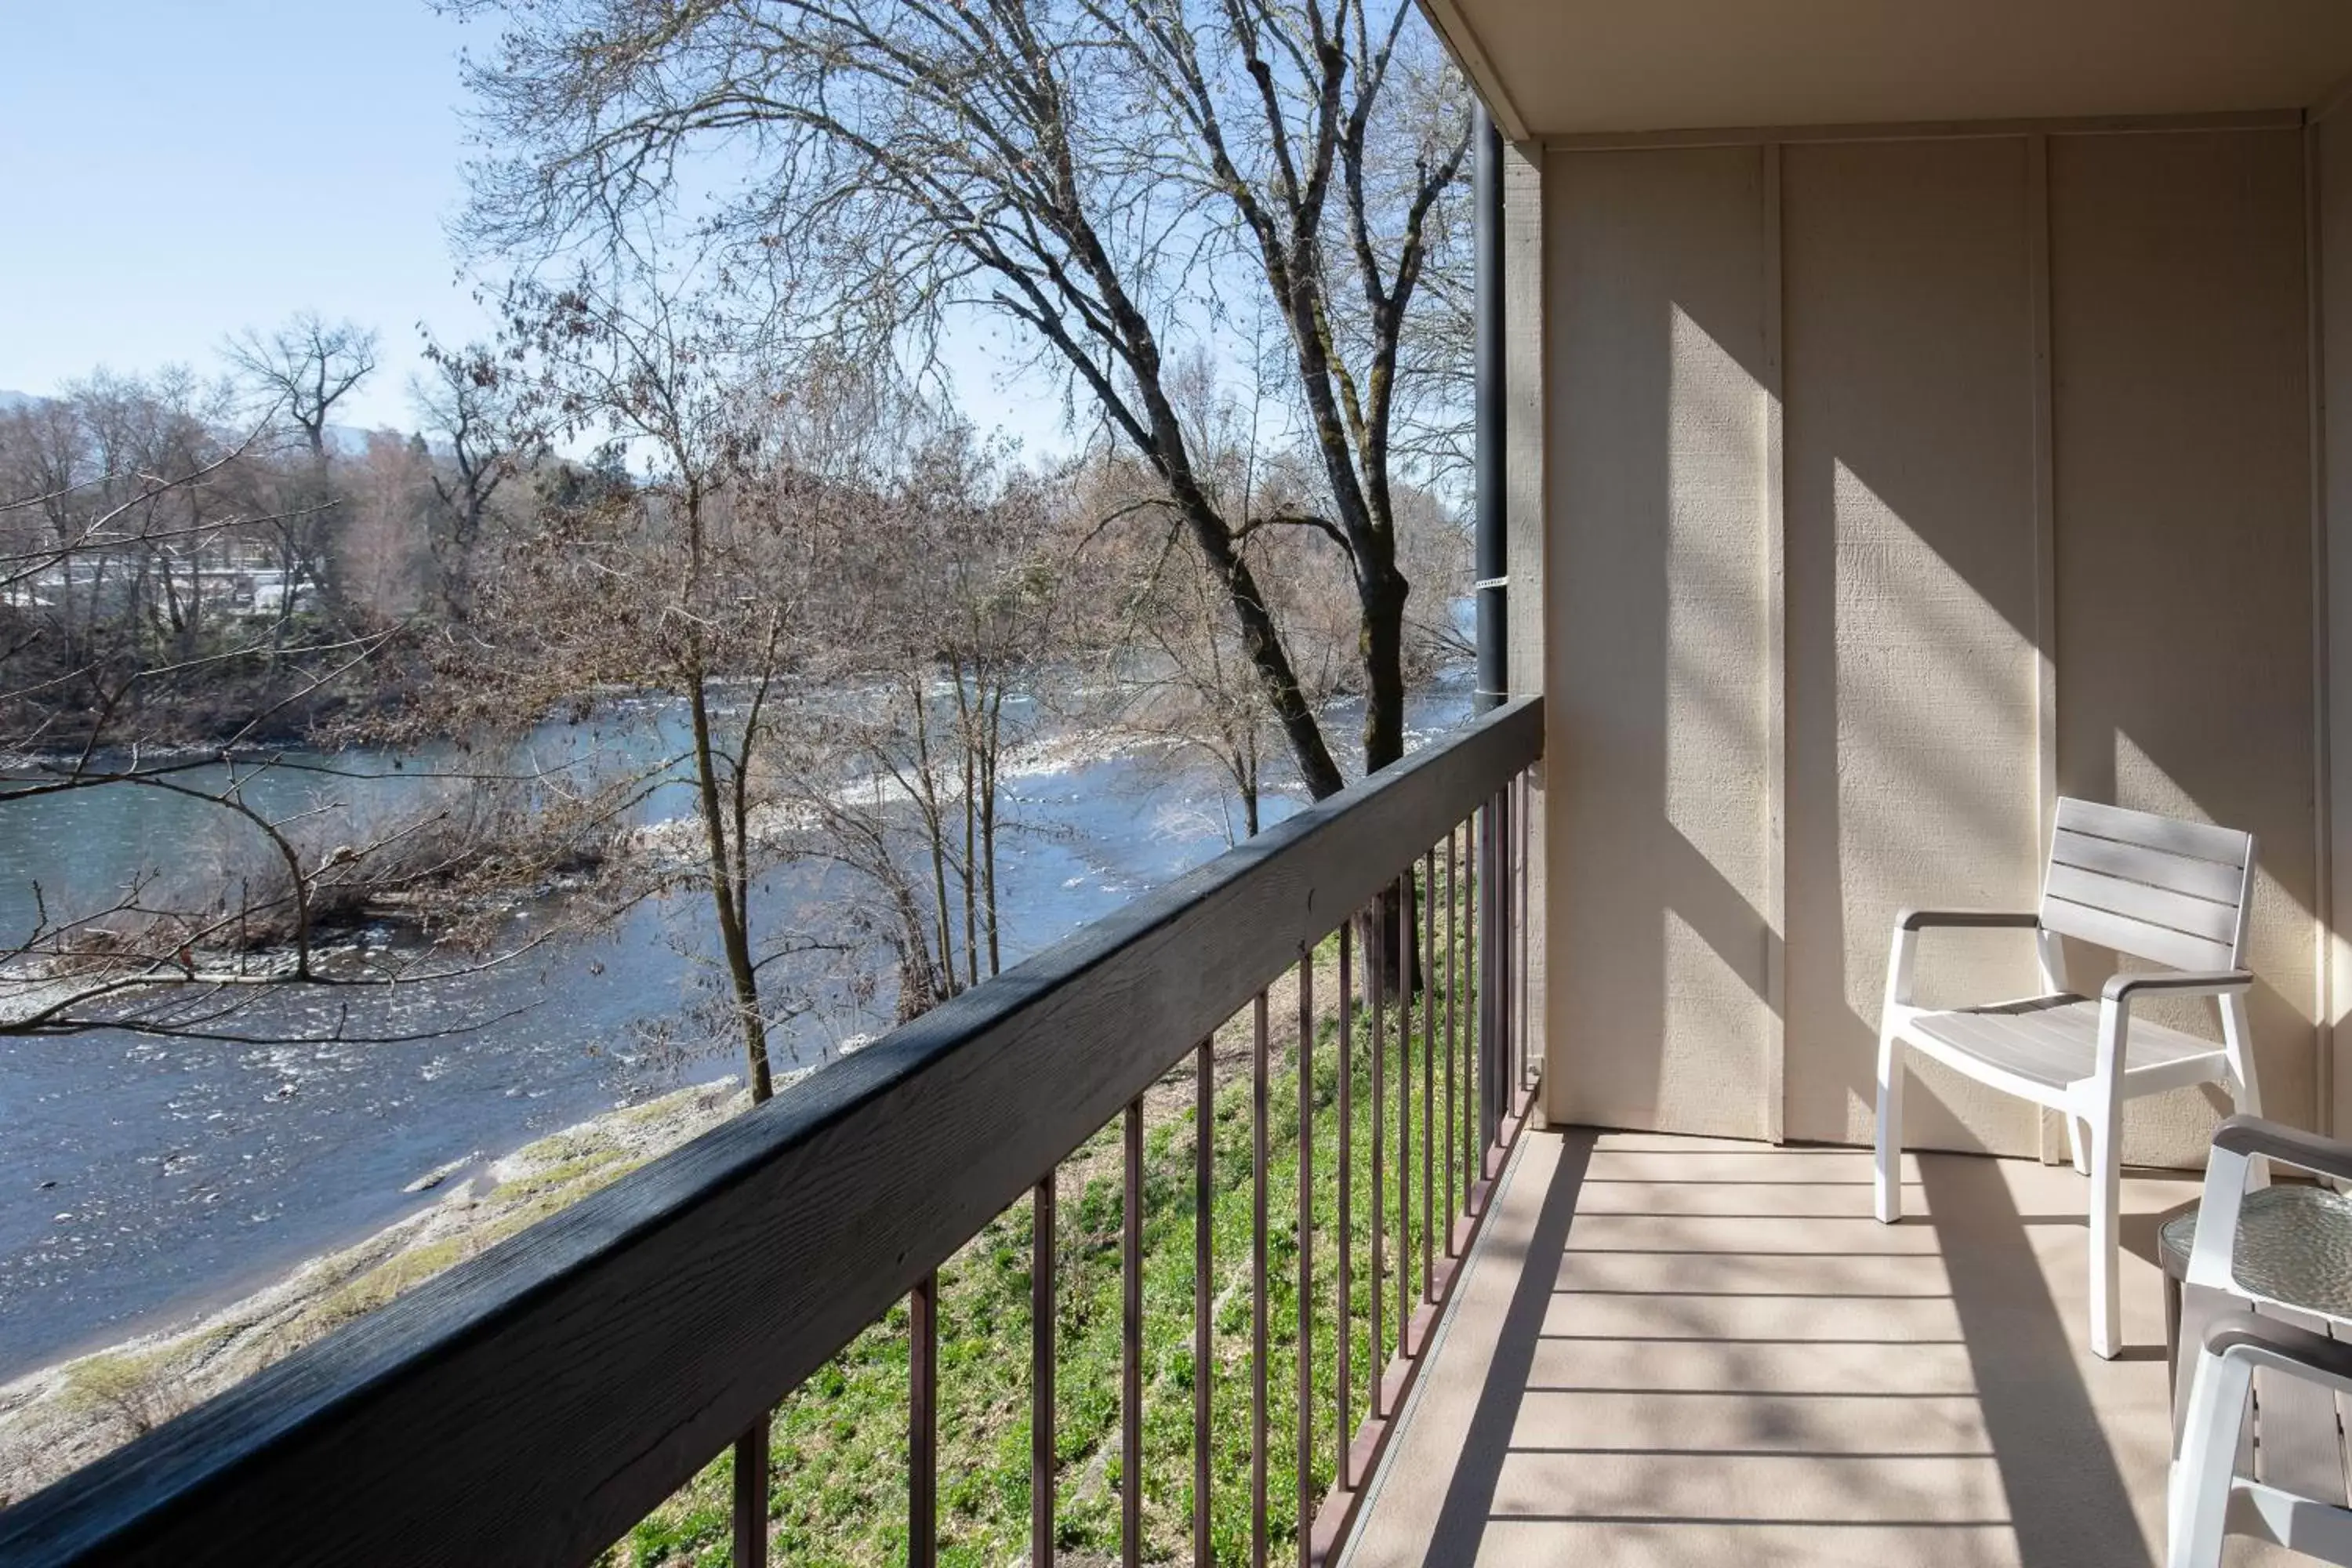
[0,695,1543,1568]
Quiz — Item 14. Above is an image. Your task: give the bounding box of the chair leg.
[2068,1116,2092,1177]
[1875,1031,1906,1223]
[2089,1116,2124,1359]
[2168,1345,2254,1568]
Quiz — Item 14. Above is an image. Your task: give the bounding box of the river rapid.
[0,673,1472,1377]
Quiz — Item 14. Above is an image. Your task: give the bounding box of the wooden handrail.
[0,696,1543,1568]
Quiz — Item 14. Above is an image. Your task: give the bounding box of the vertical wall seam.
[2307,120,2335,1136]
[2027,132,2063,1162]
[1761,140,1788,1146]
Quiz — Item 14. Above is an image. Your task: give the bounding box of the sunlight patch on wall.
[2113,731,2314,1024]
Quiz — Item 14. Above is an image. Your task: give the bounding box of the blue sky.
[0,2,1064,449]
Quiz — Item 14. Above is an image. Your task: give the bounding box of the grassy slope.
[623,900,1486,1568]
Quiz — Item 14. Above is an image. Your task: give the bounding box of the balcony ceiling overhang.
[1420,0,2352,141]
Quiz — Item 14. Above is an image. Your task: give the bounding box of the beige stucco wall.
[1780,137,2049,1155]
[1542,123,2325,1161]
[1544,146,1777,1141]
[2047,130,2318,1160]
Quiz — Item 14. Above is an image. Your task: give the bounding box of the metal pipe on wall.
[1473,104,1508,716]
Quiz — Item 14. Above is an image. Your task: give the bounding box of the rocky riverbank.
[0,1077,751,1507]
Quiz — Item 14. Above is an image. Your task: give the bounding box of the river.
[0,672,1473,1377]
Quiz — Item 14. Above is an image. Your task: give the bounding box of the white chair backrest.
[2041,798,2256,973]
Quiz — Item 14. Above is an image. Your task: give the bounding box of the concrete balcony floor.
[1342,1128,2297,1567]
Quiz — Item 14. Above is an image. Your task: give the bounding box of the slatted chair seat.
[1907,995,2230,1100]
[1875,796,2261,1360]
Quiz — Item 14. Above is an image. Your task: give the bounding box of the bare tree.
[458,0,1471,804]
[218,314,381,640]
[412,339,523,622]
[223,313,379,463]
[828,419,1065,990]
[339,431,435,620]
[702,368,1080,1015]
[419,248,812,1102]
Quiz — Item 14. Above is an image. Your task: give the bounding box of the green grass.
[617,888,1490,1567]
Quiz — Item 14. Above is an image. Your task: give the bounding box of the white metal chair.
[1874,797,2261,1359]
[2170,1116,2352,1568]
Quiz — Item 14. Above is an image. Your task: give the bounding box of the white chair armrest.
[2202,1310,2352,1399]
[2091,971,2257,1090]
[1884,910,2040,1011]
[2101,969,2253,1004]
[1894,908,2041,932]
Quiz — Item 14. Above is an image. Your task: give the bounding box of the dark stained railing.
[0,695,1543,1568]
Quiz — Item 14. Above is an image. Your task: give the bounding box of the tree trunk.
[1362,874,1423,1005]
[908,681,959,998]
[960,738,978,992]
[981,681,1003,978]
[1345,555,1417,996]
[1210,532,1347,801]
[1359,557,1412,776]
[688,670,771,1102]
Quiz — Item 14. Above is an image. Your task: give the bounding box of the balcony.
[0,690,2305,1568]
[0,687,2295,1568]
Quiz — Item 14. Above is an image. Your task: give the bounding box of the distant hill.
[0,390,40,414]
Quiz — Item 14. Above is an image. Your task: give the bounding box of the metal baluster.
[1494,785,1506,1120]
[1251,990,1270,1568]
[1515,771,1534,1105]
[1033,1172,1056,1568]
[1462,816,1476,1214]
[1445,826,1459,1250]
[1335,924,1352,1486]
[1479,791,1500,1166]
[1123,1099,1143,1568]
[910,1272,938,1568]
[1396,873,1411,1341]
[1369,909,1385,1409]
[1500,786,1515,1137]
[1421,848,1436,1301]
[1507,774,1519,1106]
[1295,951,1314,1568]
[1515,775,1527,1109]
[1519,769,1533,1104]
[732,1415,769,1568]
[1193,1037,1213,1568]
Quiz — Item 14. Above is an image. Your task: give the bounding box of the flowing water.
[0,673,1473,1376]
